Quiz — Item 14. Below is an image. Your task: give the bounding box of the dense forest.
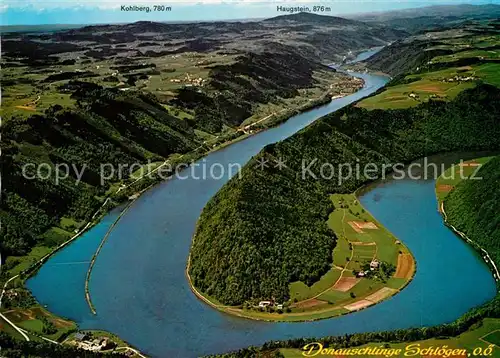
[1,84,199,259]
[1,12,408,267]
[189,84,500,305]
[205,155,500,358]
[445,155,500,266]
[0,48,336,263]
[364,39,452,76]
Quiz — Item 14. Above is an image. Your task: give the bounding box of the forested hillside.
[204,156,500,358]
[364,40,451,76]
[445,156,500,265]
[173,50,330,133]
[1,84,199,258]
[1,13,406,269]
[189,84,500,305]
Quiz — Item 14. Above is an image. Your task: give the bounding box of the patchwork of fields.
[358,31,500,110]
[195,193,415,322]
[284,193,414,319]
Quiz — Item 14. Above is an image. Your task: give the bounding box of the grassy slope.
[358,62,500,110]
[359,27,500,110]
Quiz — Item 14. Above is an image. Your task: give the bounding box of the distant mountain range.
[3,3,499,34]
[2,13,405,63]
[1,12,405,263]
[349,4,500,33]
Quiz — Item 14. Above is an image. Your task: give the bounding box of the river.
[27,53,496,357]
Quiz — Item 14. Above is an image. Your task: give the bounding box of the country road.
[0,310,30,341]
[0,275,19,308]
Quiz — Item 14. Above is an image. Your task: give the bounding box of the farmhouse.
[258,301,271,308]
[370,259,380,270]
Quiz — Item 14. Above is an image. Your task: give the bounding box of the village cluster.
[257,300,285,310]
[169,72,205,86]
[441,74,477,82]
[330,76,364,98]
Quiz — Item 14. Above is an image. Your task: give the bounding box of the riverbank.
[250,157,500,358]
[0,65,364,285]
[24,69,394,357]
[436,157,500,282]
[186,192,415,322]
[27,81,499,358]
[1,72,363,287]
[0,67,369,350]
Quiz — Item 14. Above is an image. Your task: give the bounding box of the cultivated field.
[284,193,414,319]
[1,306,75,341]
[358,30,500,110]
[193,192,415,322]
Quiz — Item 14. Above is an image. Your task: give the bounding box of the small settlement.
[72,332,117,352]
[257,300,284,310]
[356,259,380,278]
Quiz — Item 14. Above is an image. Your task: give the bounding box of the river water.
[27,53,496,357]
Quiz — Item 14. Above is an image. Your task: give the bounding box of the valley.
[1,13,399,287]
[2,6,500,358]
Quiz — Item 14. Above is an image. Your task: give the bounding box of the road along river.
[27,54,496,357]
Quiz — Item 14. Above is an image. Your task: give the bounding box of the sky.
[1,0,499,26]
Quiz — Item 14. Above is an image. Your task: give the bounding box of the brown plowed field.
[332,277,360,292]
[395,253,415,279]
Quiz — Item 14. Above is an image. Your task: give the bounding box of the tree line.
[190,84,500,306]
[205,156,500,356]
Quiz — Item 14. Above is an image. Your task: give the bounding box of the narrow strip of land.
[436,158,500,282]
[85,196,140,314]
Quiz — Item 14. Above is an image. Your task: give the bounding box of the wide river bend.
[27,54,496,357]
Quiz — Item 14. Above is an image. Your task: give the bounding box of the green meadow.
[285,193,412,317]
[358,32,500,110]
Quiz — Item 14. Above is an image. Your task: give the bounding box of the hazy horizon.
[2,1,499,26]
